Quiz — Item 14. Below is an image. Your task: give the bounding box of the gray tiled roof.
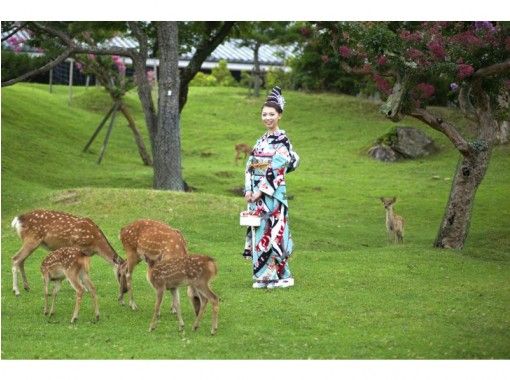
[2,29,294,66]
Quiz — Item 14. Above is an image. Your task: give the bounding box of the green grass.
[1,84,509,359]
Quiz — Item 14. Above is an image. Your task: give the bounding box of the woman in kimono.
[242,87,300,289]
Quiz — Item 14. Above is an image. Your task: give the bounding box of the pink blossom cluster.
[450,31,484,48]
[6,35,25,52]
[399,30,422,43]
[457,63,475,80]
[413,82,435,99]
[112,55,126,74]
[427,40,446,60]
[377,55,388,66]
[373,73,392,95]
[338,45,351,58]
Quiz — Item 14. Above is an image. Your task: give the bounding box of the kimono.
[243,129,300,283]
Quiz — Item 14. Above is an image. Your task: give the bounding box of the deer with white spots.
[40,247,99,323]
[10,209,124,296]
[117,219,199,313]
[146,253,219,335]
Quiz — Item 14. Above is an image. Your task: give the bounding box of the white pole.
[68,58,74,106]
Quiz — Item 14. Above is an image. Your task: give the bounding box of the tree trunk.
[434,148,492,248]
[119,103,153,166]
[434,86,497,249]
[253,42,262,97]
[153,22,184,191]
[496,120,509,144]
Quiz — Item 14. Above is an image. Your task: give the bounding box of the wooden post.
[97,102,120,164]
[68,58,74,106]
[83,103,117,153]
[49,68,53,94]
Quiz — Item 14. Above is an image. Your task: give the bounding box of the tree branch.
[472,59,510,80]
[458,84,477,122]
[1,22,28,42]
[1,47,73,87]
[409,107,471,157]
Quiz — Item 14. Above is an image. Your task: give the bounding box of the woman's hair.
[262,86,285,114]
[262,101,283,114]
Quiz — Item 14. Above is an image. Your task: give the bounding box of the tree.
[2,21,235,190]
[310,21,509,249]
[234,22,295,96]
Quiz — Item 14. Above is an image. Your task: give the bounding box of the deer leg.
[82,272,99,322]
[149,287,164,332]
[170,288,185,332]
[43,274,50,315]
[49,281,61,317]
[187,286,201,317]
[68,275,85,323]
[12,239,41,296]
[191,289,208,332]
[126,256,139,310]
[170,287,180,314]
[202,286,219,335]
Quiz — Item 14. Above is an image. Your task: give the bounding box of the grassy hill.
[1,83,509,359]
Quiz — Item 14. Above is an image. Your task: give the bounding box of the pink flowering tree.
[312,21,510,249]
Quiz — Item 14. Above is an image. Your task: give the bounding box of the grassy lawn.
[1,83,509,359]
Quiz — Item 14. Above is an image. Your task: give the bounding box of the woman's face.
[261,106,281,131]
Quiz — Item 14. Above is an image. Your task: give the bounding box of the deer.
[10,209,124,296]
[380,197,405,244]
[234,143,252,165]
[146,253,219,335]
[117,219,199,313]
[40,247,99,323]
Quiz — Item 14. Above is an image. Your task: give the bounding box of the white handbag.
[240,206,261,227]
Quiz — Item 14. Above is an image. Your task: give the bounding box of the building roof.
[2,29,295,68]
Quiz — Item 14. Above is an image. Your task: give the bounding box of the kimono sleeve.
[244,154,254,193]
[258,143,291,197]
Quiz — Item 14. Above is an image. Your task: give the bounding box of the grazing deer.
[146,254,219,335]
[234,143,252,165]
[118,219,197,312]
[10,209,124,296]
[380,197,405,244]
[40,247,99,323]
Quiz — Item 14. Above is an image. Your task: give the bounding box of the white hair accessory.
[266,86,285,111]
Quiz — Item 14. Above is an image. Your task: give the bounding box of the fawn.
[146,254,219,335]
[11,209,124,296]
[235,143,251,165]
[380,197,405,244]
[118,219,198,312]
[40,247,99,323]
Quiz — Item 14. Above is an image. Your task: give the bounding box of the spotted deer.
[40,247,99,323]
[380,197,405,244]
[146,254,219,335]
[10,209,124,296]
[117,219,199,312]
[234,143,252,165]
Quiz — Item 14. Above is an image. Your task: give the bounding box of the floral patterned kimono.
[243,129,299,284]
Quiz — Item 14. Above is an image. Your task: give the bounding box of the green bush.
[211,59,237,86]
[265,66,293,90]
[190,71,218,87]
[1,49,49,82]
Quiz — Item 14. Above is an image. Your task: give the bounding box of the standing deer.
[234,143,252,165]
[118,219,198,312]
[40,247,99,323]
[10,209,124,296]
[146,254,219,335]
[380,197,405,244]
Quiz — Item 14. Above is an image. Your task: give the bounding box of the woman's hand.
[244,191,252,203]
[251,191,262,202]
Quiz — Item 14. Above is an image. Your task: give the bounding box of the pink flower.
[451,31,483,48]
[405,48,424,62]
[399,30,422,43]
[413,82,435,99]
[338,45,351,58]
[457,64,475,79]
[373,73,392,95]
[87,53,96,61]
[427,40,446,60]
[111,55,121,62]
[377,55,388,66]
